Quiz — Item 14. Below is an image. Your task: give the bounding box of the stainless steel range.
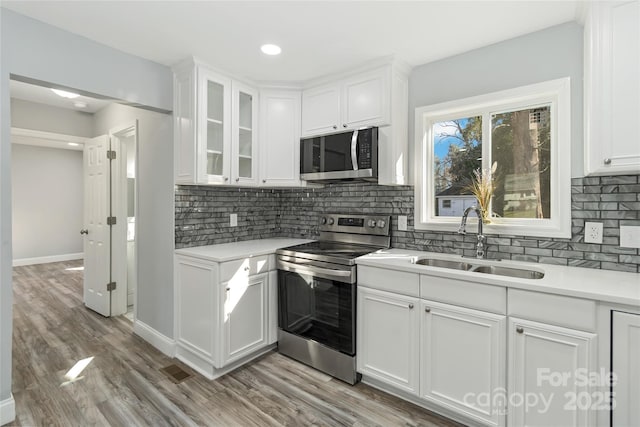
[276,213,391,384]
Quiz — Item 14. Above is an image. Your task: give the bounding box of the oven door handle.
[277,259,354,284]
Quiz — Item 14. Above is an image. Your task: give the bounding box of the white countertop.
[175,238,314,262]
[356,248,640,307]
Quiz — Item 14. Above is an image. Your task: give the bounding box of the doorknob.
[80,229,89,235]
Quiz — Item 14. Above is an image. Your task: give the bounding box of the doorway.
[10,79,138,320]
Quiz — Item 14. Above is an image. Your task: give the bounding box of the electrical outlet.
[584,222,603,244]
[620,226,640,248]
[398,215,408,231]
[230,213,238,227]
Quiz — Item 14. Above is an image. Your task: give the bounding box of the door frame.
[108,121,138,319]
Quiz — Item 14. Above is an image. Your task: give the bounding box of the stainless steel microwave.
[300,127,378,182]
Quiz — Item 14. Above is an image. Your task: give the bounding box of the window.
[414,78,571,238]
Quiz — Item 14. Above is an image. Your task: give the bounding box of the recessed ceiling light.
[73,101,88,109]
[67,142,80,147]
[51,88,80,99]
[261,44,281,56]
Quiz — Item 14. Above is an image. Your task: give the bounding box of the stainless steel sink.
[412,257,544,279]
[471,265,544,280]
[414,258,474,271]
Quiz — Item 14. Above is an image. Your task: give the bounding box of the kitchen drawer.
[358,266,419,297]
[508,288,596,332]
[420,275,506,314]
[221,254,272,282]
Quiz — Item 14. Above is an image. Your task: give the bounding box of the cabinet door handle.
[408,303,414,309]
[343,124,347,128]
[224,176,229,181]
[516,326,524,334]
[244,266,250,272]
[235,177,240,182]
[226,287,230,291]
[80,229,89,235]
[425,307,431,313]
[604,158,612,165]
[262,179,266,183]
[332,125,337,130]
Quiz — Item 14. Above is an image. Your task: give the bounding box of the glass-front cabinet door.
[198,68,231,184]
[232,82,258,185]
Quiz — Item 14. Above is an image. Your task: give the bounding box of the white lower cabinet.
[174,253,275,379]
[222,273,268,365]
[420,300,506,427]
[357,287,420,394]
[612,311,640,427]
[508,318,597,427]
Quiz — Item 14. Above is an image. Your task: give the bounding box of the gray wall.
[11,98,94,137]
[11,145,84,261]
[409,21,584,179]
[94,103,174,339]
[176,177,640,273]
[0,7,173,407]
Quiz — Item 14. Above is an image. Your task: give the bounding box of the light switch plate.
[620,226,640,248]
[584,222,603,244]
[398,215,408,231]
[230,213,238,227]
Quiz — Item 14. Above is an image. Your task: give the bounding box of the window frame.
[414,78,571,238]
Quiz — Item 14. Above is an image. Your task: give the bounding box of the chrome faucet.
[458,206,486,258]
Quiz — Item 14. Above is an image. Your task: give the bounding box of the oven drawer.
[358,266,419,297]
[220,254,272,282]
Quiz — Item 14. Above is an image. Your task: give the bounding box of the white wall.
[93,103,174,340]
[11,98,94,137]
[409,22,584,178]
[0,7,173,412]
[11,144,83,262]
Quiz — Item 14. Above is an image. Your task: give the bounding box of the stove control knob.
[320,217,327,225]
[367,220,377,228]
[377,220,386,228]
[327,217,335,225]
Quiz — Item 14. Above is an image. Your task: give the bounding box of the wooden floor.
[9,260,463,427]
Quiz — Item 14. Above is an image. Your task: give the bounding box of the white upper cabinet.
[259,90,305,186]
[341,69,390,129]
[301,85,342,135]
[301,64,405,137]
[232,81,258,186]
[173,59,259,185]
[584,1,640,175]
[198,68,232,184]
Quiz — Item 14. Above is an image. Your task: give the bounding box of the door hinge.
[107,150,117,160]
[107,282,116,291]
[107,216,117,225]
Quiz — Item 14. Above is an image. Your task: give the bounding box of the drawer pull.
[408,303,414,309]
[425,307,431,313]
[516,326,524,334]
[604,158,612,165]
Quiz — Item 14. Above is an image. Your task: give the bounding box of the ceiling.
[10,80,110,113]
[2,1,582,83]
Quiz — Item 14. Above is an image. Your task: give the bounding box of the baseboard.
[13,252,83,267]
[0,394,15,426]
[133,320,175,358]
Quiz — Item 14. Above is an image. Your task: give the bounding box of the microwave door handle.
[350,130,359,170]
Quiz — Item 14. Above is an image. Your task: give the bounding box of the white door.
[508,318,597,427]
[612,311,640,427]
[222,272,268,364]
[420,300,506,427]
[83,135,111,316]
[357,287,420,394]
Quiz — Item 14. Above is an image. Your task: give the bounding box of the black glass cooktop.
[278,241,382,260]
